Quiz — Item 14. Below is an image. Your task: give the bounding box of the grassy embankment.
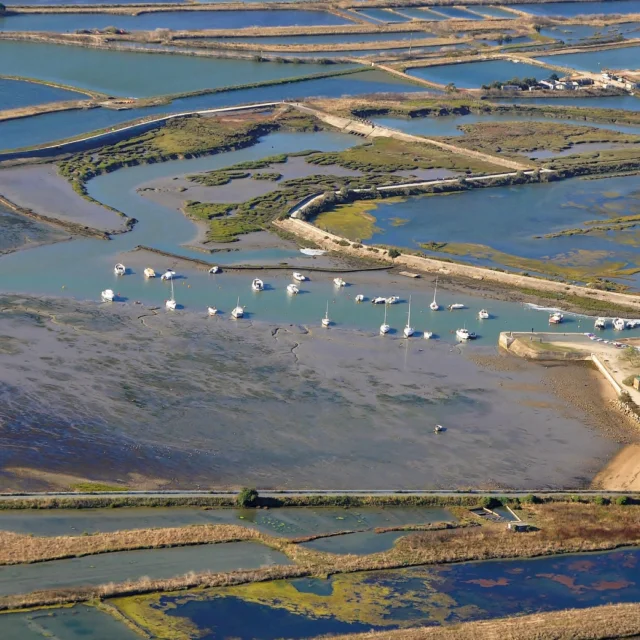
[324,603,640,640]
[0,501,636,611]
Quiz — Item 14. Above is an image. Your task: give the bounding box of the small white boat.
[114,263,126,276]
[333,277,346,287]
[371,296,387,305]
[456,328,476,341]
[292,272,307,282]
[386,296,400,305]
[448,303,465,311]
[424,331,433,340]
[161,269,175,281]
[434,424,444,433]
[403,295,414,338]
[380,304,390,335]
[549,312,564,324]
[166,279,177,311]
[287,283,299,295]
[613,317,627,330]
[207,306,218,316]
[355,294,365,303]
[430,278,440,311]
[595,317,607,330]
[252,278,264,291]
[209,266,221,274]
[101,289,115,302]
[232,297,244,319]
[478,309,489,320]
[143,267,156,279]
[322,301,331,327]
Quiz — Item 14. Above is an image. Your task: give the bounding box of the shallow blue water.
[430,6,484,20]
[0,9,352,32]
[540,21,640,43]
[0,69,427,152]
[203,30,434,45]
[496,94,640,110]
[470,5,517,19]
[407,59,549,88]
[518,0,640,16]
[0,40,356,98]
[156,549,640,639]
[397,7,449,21]
[0,78,85,110]
[356,8,412,23]
[537,45,640,72]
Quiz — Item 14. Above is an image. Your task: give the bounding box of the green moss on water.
[314,200,389,241]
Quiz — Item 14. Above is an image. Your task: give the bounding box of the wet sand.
[0,293,621,491]
[0,166,127,232]
[0,203,69,255]
[592,444,640,491]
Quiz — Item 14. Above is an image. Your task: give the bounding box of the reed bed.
[318,602,640,640]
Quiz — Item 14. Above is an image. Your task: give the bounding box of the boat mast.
[171,278,175,302]
[407,295,412,327]
[433,278,438,304]
[325,301,329,320]
[383,303,387,325]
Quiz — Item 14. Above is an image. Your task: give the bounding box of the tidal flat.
[0,204,68,255]
[0,293,620,491]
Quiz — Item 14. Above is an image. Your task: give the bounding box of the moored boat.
[231,297,244,319]
[434,424,444,433]
[613,317,627,330]
[430,278,440,311]
[478,309,489,320]
[161,269,175,281]
[165,279,177,311]
[292,272,307,282]
[403,295,414,338]
[448,303,464,311]
[287,284,299,295]
[209,266,221,274]
[333,277,346,287]
[595,317,607,330]
[380,304,390,335]
[456,328,476,341]
[423,331,433,340]
[549,312,563,324]
[322,301,331,327]
[208,306,218,316]
[101,289,115,302]
[114,263,126,276]
[371,296,386,305]
[252,278,264,291]
[355,294,365,303]
[143,268,156,279]
[386,296,400,305]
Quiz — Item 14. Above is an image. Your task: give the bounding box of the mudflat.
[592,444,640,491]
[0,293,621,491]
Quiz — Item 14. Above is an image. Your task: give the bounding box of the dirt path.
[592,444,640,490]
[289,102,533,170]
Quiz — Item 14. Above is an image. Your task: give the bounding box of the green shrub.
[616,495,630,506]
[388,248,401,259]
[521,494,542,504]
[593,495,609,506]
[480,496,502,509]
[237,487,259,508]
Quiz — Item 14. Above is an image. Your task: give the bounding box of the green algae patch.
[390,217,410,227]
[112,593,205,640]
[314,200,387,241]
[71,482,128,493]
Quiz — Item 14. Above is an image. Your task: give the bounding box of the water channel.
[536,45,640,72]
[518,0,640,17]
[115,548,640,638]
[0,78,85,110]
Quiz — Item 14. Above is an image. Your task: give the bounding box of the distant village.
[491,69,639,94]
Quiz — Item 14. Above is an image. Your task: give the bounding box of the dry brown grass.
[317,602,640,640]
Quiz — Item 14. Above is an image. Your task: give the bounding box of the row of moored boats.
[549,312,638,331]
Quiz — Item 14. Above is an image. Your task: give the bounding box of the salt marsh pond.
[0,78,85,110]
[113,548,640,638]
[537,45,640,72]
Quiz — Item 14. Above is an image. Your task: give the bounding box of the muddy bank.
[0,202,70,255]
[592,443,640,491]
[0,293,621,492]
[0,166,127,233]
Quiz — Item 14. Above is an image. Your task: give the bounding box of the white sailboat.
[322,301,331,327]
[114,263,126,276]
[380,304,390,335]
[355,294,365,303]
[386,296,400,305]
[478,309,489,320]
[287,283,299,295]
[371,296,386,305]
[403,295,414,338]
[292,272,306,282]
[613,317,627,330]
[161,269,175,281]
[101,289,115,302]
[252,278,264,291]
[423,331,433,340]
[333,277,346,287]
[143,268,156,279]
[165,279,177,311]
[430,278,440,311]
[232,297,244,319]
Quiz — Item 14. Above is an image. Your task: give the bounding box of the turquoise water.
[397,7,449,21]
[430,6,484,20]
[0,40,356,98]
[0,606,141,640]
[0,542,290,597]
[537,45,640,72]
[518,1,640,16]
[0,10,352,32]
[0,78,84,110]
[203,30,434,45]
[407,59,548,88]
[356,8,412,23]
[0,69,426,153]
[152,549,640,638]
[336,174,640,287]
[0,506,455,537]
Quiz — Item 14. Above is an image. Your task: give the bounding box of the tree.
[388,248,401,259]
[237,487,259,508]
[549,73,560,82]
[444,82,457,93]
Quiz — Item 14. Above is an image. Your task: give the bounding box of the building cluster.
[600,70,640,91]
